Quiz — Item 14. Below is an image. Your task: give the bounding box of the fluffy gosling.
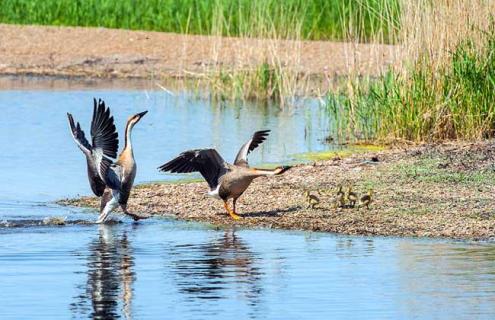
[304,190,320,209]
[346,187,358,208]
[359,189,374,209]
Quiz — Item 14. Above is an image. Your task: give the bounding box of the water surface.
[1,77,494,319]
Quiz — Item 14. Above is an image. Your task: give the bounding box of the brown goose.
[158,130,291,220]
[67,98,148,223]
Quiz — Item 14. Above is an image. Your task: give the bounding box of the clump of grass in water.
[326,15,495,142]
[207,62,294,103]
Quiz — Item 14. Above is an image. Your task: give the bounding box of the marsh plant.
[327,0,495,142]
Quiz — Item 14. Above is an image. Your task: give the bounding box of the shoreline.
[0,24,399,83]
[59,141,495,240]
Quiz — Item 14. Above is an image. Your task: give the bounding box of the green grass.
[391,158,495,186]
[0,0,400,42]
[326,22,495,142]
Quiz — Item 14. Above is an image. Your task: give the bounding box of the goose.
[158,130,291,220]
[67,98,148,223]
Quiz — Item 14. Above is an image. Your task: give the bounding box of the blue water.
[0,78,494,319]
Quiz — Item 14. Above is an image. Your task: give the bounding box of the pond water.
[1,77,495,319]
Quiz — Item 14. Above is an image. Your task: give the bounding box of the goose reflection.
[71,225,135,319]
[169,229,263,304]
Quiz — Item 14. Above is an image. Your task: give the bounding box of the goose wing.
[158,149,228,189]
[67,98,119,196]
[234,130,270,167]
[89,98,119,186]
[104,163,123,192]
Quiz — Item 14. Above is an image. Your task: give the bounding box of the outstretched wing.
[91,98,119,159]
[67,98,119,196]
[234,130,270,167]
[158,149,228,189]
[90,98,119,185]
[67,113,92,156]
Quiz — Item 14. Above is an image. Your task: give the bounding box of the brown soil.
[0,24,400,80]
[59,141,495,240]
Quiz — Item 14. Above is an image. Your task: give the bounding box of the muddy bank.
[60,141,495,240]
[0,24,399,81]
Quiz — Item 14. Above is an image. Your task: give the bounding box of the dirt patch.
[59,141,495,240]
[0,24,400,81]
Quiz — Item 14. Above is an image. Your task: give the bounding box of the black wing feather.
[234,130,270,167]
[67,113,92,153]
[158,149,227,189]
[91,98,119,159]
[247,130,270,153]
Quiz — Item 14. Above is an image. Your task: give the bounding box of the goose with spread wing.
[158,130,291,220]
[67,98,149,223]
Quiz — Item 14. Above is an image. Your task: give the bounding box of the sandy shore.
[0,24,399,80]
[60,141,495,240]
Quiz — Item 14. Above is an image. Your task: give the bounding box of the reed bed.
[184,0,400,105]
[327,0,495,142]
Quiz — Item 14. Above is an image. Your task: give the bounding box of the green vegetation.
[327,22,495,142]
[294,144,385,161]
[391,157,495,186]
[0,0,400,41]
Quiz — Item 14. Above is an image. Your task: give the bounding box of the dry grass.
[400,0,495,72]
[183,0,401,106]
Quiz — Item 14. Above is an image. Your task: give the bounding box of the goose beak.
[133,110,148,123]
[276,165,292,174]
[136,110,148,118]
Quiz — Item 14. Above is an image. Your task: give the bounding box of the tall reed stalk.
[327,0,495,142]
[193,0,400,106]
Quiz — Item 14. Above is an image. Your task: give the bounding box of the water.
[1,77,495,319]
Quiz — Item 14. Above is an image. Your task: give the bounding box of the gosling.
[304,190,320,209]
[359,189,374,209]
[336,185,346,208]
[346,187,358,208]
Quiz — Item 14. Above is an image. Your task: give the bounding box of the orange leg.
[223,201,241,220]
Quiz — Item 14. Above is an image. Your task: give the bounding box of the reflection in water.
[71,226,135,319]
[335,238,375,258]
[168,229,263,305]
[398,242,495,318]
